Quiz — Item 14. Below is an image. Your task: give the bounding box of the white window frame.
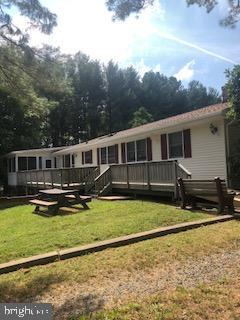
[125,139,148,164]
[167,131,184,160]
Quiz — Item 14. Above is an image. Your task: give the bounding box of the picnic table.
[30,188,91,215]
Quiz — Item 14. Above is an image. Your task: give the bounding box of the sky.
[13,0,240,91]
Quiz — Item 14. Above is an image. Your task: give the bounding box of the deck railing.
[110,160,191,197]
[17,167,97,189]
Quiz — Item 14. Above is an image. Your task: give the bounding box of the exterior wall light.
[209,123,218,135]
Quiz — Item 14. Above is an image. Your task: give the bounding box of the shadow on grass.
[0,273,66,303]
[0,202,27,211]
[53,294,104,319]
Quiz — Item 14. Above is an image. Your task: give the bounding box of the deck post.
[60,169,63,189]
[173,161,178,199]
[126,165,130,189]
[68,169,70,187]
[43,170,46,189]
[146,162,151,190]
[25,172,28,195]
[51,170,54,188]
[36,171,39,189]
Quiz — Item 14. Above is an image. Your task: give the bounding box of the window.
[108,146,116,164]
[101,148,107,164]
[168,131,183,158]
[8,157,16,173]
[136,139,147,162]
[18,157,27,171]
[84,150,92,164]
[46,159,52,169]
[64,154,71,168]
[127,142,135,162]
[18,157,38,171]
[39,157,42,170]
[54,157,57,169]
[28,157,36,170]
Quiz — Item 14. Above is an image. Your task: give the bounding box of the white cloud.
[134,58,161,77]
[174,60,195,81]
[12,0,165,64]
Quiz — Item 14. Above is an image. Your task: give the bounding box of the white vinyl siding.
[151,119,227,180]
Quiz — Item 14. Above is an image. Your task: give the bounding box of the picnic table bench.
[177,177,235,214]
[30,188,91,215]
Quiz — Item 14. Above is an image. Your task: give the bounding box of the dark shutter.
[97,148,100,165]
[161,134,168,160]
[121,143,126,163]
[82,152,85,165]
[146,138,152,161]
[115,144,119,163]
[183,129,192,158]
[89,150,93,163]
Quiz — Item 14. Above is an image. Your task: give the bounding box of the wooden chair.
[177,177,235,214]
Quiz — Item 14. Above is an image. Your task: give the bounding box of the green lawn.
[0,199,212,263]
[0,221,240,319]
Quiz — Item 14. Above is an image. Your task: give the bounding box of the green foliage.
[225,65,240,119]
[187,80,221,110]
[106,0,240,27]
[130,106,153,127]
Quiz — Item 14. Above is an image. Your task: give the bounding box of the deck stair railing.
[84,166,100,193]
[94,167,112,196]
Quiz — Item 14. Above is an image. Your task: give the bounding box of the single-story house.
[4,103,240,193]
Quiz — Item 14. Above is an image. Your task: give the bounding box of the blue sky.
[14,0,240,91]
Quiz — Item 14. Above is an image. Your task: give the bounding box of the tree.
[187,80,220,110]
[225,65,240,118]
[0,1,57,84]
[106,0,240,27]
[68,52,105,143]
[130,106,153,127]
[104,61,141,133]
[140,71,189,120]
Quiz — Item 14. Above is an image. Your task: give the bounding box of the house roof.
[6,146,65,157]
[53,103,228,155]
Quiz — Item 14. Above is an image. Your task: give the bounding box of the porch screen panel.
[18,157,27,171]
[28,157,37,170]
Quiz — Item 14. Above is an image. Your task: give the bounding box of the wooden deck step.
[29,199,57,207]
[65,195,92,202]
[98,195,133,201]
[59,207,80,214]
[234,197,240,208]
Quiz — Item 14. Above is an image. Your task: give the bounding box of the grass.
[0,199,212,263]
[0,221,240,307]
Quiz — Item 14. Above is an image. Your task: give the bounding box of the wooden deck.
[16,161,191,198]
[95,161,191,198]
